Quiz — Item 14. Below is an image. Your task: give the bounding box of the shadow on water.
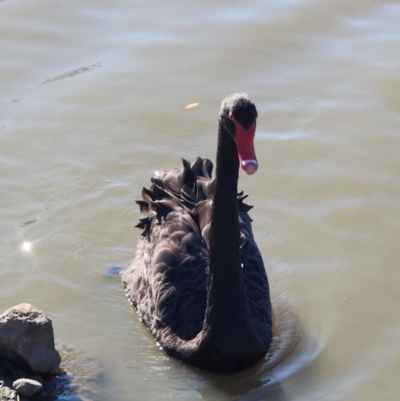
[195,363,291,401]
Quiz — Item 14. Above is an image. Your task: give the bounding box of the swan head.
[219,93,258,175]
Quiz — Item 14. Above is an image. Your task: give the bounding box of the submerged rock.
[12,378,43,397]
[54,342,105,401]
[0,303,61,373]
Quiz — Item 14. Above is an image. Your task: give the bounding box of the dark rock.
[13,378,43,397]
[0,303,61,373]
[30,374,44,385]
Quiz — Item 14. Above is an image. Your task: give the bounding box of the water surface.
[1,0,400,400]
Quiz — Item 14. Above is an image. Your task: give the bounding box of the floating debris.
[185,102,199,110]
[19,219,37,227]
[41,62,101,85]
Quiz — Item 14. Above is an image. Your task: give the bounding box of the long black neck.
[204,123,250,336]
[208,123,240,277]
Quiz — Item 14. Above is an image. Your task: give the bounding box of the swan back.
[121,157,270,347]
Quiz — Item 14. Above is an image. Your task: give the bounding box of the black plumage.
[121,93,272,372]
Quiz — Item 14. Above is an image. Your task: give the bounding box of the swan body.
[121,93,272,372]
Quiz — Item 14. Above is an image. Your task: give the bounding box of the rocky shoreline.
[1,303,104,401]
[0,303,60,400]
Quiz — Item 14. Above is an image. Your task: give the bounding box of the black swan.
[121,93,272,372]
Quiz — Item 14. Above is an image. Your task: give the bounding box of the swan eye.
[229,113,235,121]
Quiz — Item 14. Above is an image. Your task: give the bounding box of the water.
[1,0,400,400]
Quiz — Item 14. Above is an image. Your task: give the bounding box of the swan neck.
[204,124,251,335]
[209,123,240,274]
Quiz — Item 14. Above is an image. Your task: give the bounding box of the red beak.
[234,121,258,175]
